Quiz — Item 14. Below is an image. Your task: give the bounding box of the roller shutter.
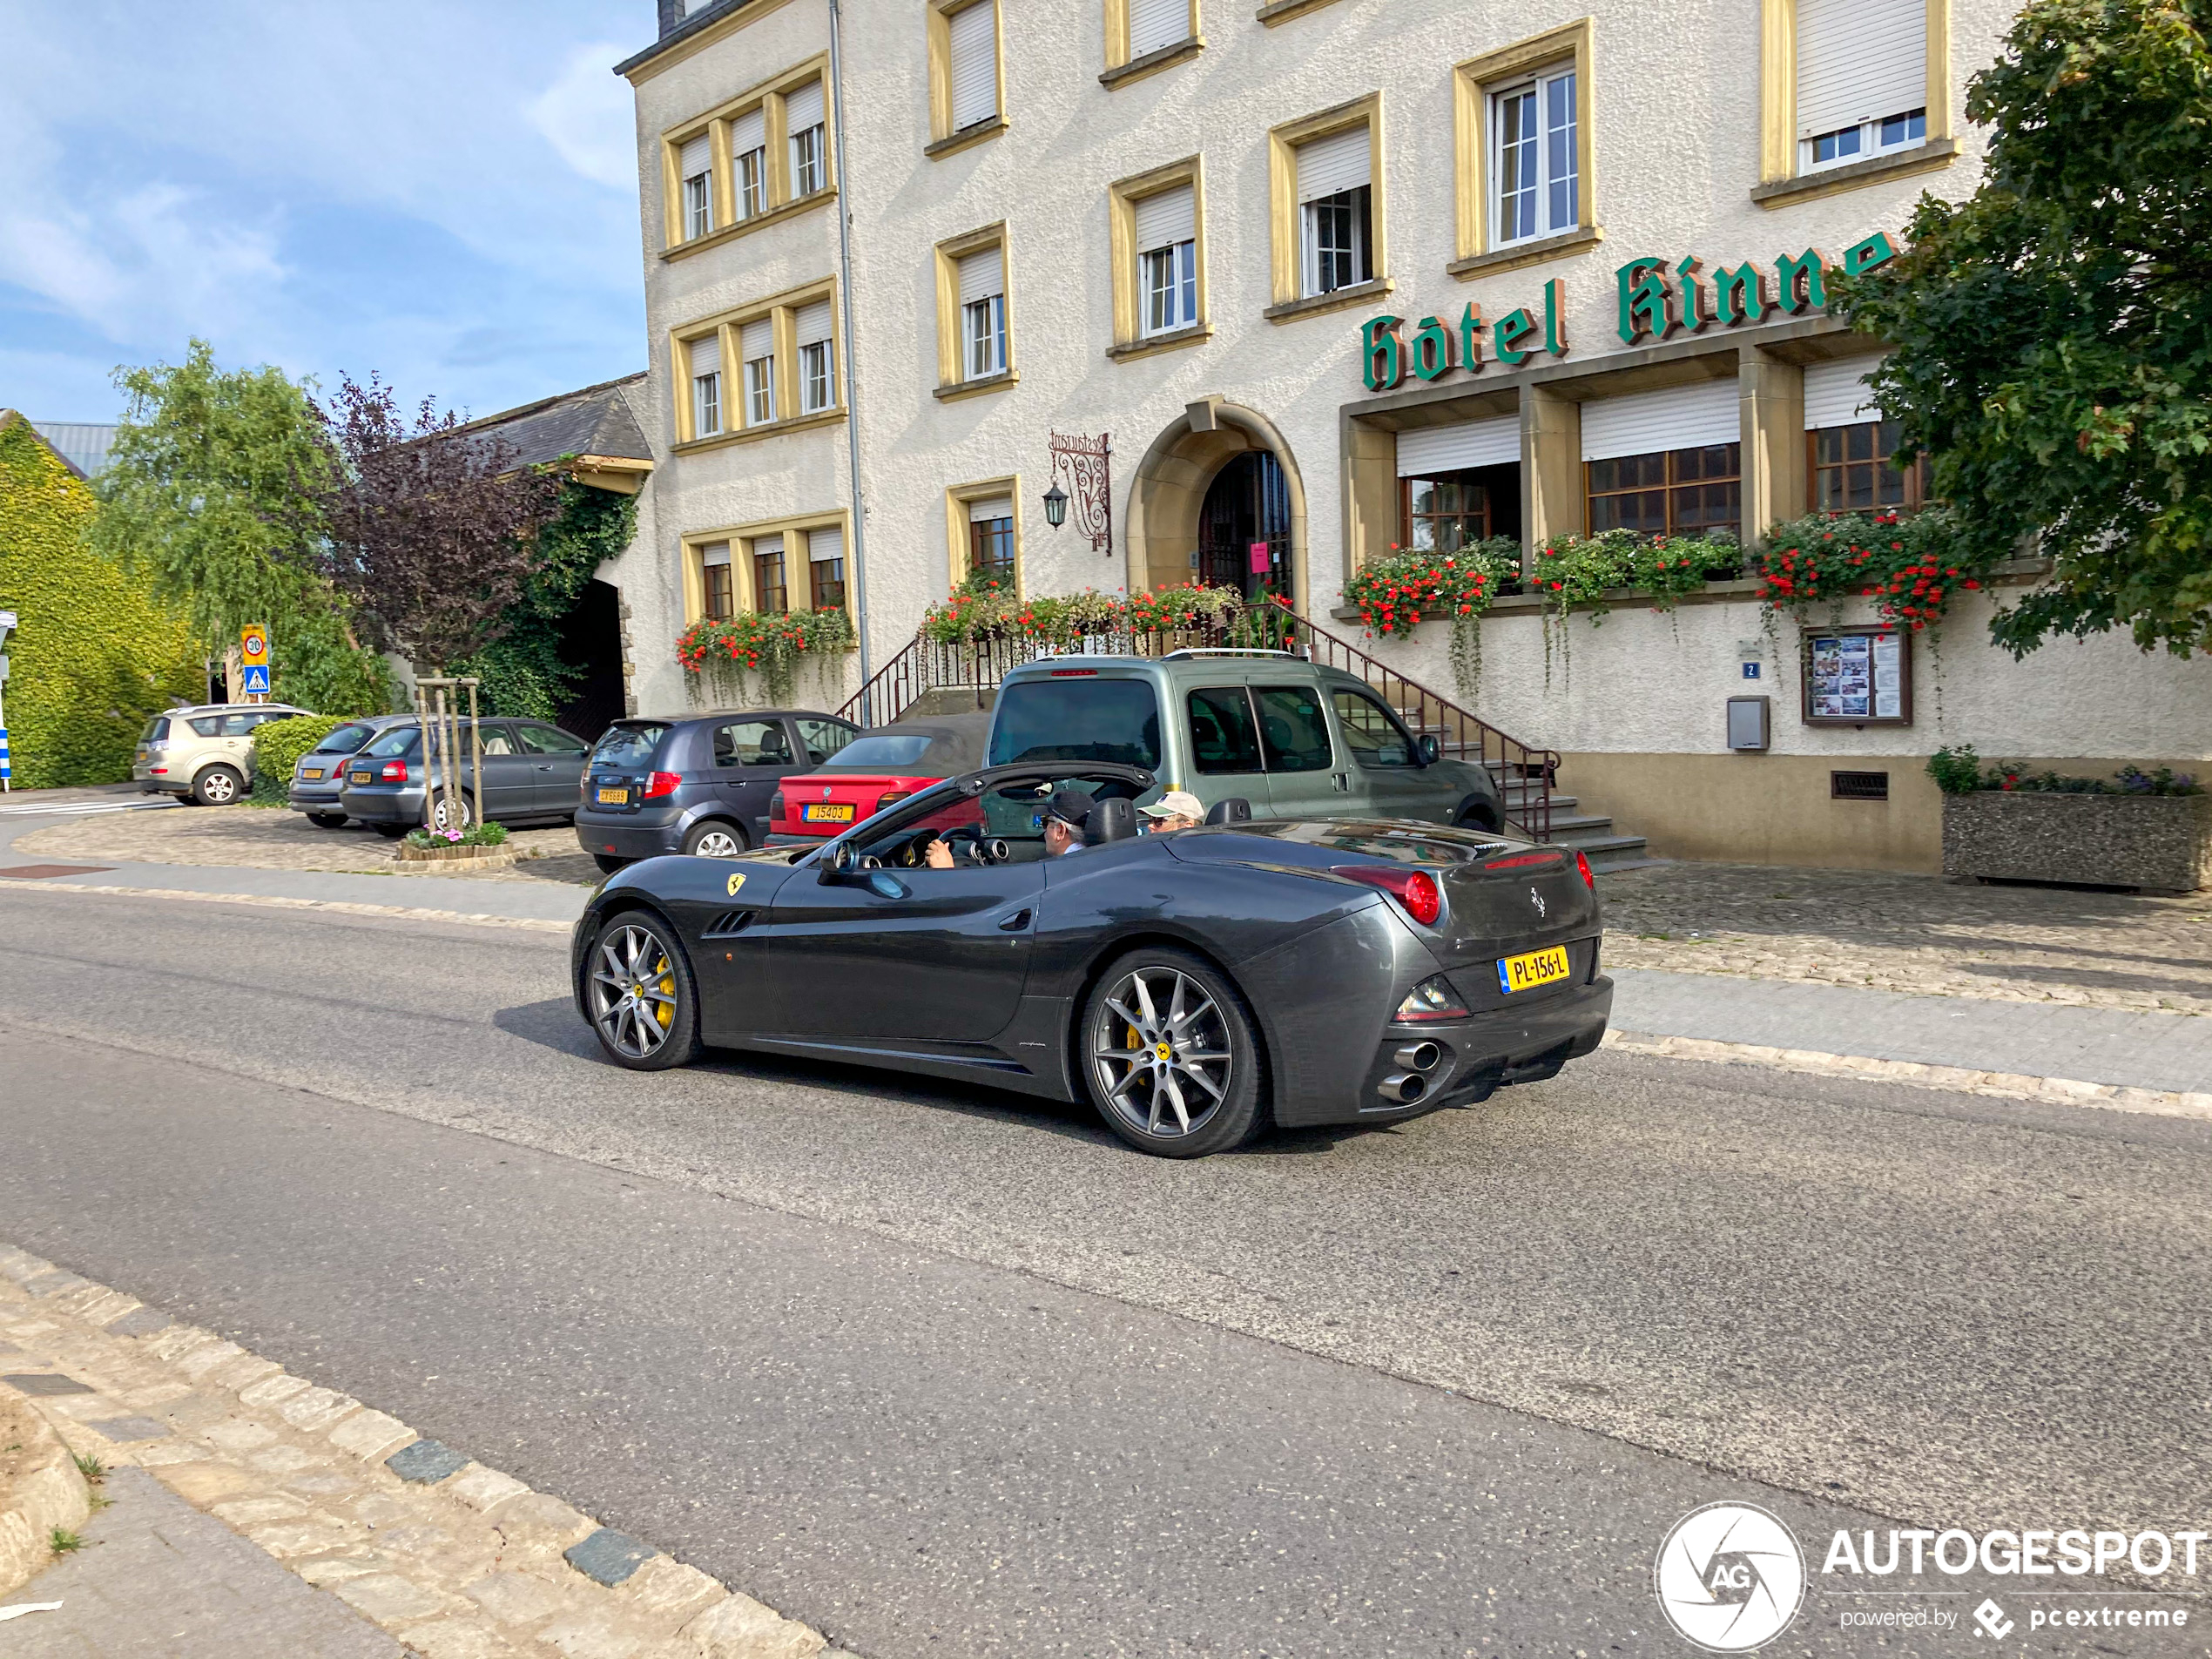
[1803,358,1884,428]
[957,246,1003,306]
[701,541,731,568]
[687,332,720,375]
[1296,126,1369,202]
[968,495,1014,523]
[740,318,774,361]
[1581,380,1739,461]
[1132,185,1195,253]
[808,525,844,562]
[1129,0,1186,57]
[731,105,765,157]
[795,300,833,346]
[1797,0,1925,138]
[679,133,711,180]
[1397,416,1520,477]
[784,79,824,132]
[949,3,997,131]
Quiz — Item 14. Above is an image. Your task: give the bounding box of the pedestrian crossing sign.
[0,728,10,779]
[241,664,272,697]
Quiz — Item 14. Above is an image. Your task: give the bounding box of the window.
[591,724,669,768]
[1121,0,1192,62]
[1811,421,1930,511]
[1332,691,1418,768]
[713,719,792,767]
[1491,68,1576,246]
[701,542,734,619]
[689,332,722,438]
[1588,446,1742,539]
[187,715,223,737]
[1252,686,1333,772]
[794,718,855,763]
[796,300,836,414]
[968,497,1015,589]
[1794,0,1931,173]
[679,132,713,239]
[742,316,776,426]
[1187,688,1264,775]
[941,1,1000,138]
[807,524,847,610]
[1402,473,1493,553]
[988,679,1163,768]
[732,106,767,218]
[1296,128,1372,297]
[1134,185,1197,336]
[517,724,588,756]
[958,246,1006,379]
[786,80,826,196]
[752,535,788,614]
[312,723,375,754]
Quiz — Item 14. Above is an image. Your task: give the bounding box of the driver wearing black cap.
[1042,788,1095,857]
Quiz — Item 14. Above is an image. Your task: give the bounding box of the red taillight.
[876,790,911,812]
[769,791,786,821]
[1575,849,1595,890]
[1483,851,1563,872]
[379,759,408,781]
[1340,866,1443,927]
[1048,668,1097,677]
[642,770,680,799]
[150,766,167,774]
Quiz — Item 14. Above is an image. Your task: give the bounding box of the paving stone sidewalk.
[1601,861,2212,1015]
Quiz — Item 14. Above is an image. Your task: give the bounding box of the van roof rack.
[1159,648,1296,659]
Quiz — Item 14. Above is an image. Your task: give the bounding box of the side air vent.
[701,909,754,938]
[1831,770,1890,801]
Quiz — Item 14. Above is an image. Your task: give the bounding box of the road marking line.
[0,879,573,932]
[1602,1028,2212,1122]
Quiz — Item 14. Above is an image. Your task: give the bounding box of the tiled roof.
[451,373,652,469]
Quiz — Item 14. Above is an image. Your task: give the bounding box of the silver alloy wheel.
[1089,964,1234,1140]
[691,827,743,858]
[199,769,237,803]
[432,792,474,833]
[588,923,678,1059]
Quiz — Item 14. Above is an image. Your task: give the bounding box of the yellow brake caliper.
[654,955,674,1028]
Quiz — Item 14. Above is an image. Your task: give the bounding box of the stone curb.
[0,1244,839,1659]
[391,846,521,875]
[0,1368,91,1598]
[0,880,573,932]
[1602,1028,2212,1121]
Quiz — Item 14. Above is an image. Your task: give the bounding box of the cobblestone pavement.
[1601,861,2212,1015]
[13,807,599,887]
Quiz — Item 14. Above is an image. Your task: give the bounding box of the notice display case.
[1801,625,1911,725]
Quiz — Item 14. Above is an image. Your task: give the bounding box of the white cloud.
[530,42,640,191]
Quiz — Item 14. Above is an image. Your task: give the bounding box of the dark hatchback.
[287,713,416,826]
[575,709,859,873]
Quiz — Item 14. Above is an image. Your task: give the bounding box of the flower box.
[1941,792,2212,893]
[393,840,516,873]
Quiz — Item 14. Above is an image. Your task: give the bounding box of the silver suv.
[133,703,309,805]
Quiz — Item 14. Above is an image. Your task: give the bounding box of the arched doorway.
[1125,400,1306,608]
[1197,451,1293,600]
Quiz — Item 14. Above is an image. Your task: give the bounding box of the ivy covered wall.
[0,414,200,787]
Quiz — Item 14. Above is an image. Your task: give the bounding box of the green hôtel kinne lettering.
[1359,230,1900,394]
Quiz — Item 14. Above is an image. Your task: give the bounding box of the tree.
[1840,0,2212,657]
[320,376,564,671]
[89,339,394,714]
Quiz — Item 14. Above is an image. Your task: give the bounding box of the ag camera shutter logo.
[1655,1502,1806,1650]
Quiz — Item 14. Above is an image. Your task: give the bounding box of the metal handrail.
[837,597,1560,840]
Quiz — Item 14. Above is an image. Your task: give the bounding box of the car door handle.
[999,908,1033,932]
[1332,773,1350,792]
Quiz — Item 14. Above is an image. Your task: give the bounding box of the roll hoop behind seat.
[1086,798,1138,845]
[1204,797,1252,825]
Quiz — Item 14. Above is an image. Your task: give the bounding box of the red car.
[767,713,990,844]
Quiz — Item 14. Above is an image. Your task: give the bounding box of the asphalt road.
[0,884,2206,1656]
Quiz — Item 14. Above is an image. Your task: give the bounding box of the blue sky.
[2,2,647,426]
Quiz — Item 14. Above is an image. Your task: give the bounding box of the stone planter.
[392,840,516,875]
[1941,792,2212,892]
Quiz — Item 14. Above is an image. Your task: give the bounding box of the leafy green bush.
[406,820,509,849]
[1926,744,2201,795]
[0,415,201,787]
[675,607,856,705]
[1925,745,1985,794]
[248,713,349,805]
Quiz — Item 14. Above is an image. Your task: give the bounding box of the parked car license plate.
[597,786,628,805]
[1497,945,1571,995]
[349,771,372,785]
[802,802,854,823]
[302,767,324,780]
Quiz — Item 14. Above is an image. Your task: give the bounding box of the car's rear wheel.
[307,812,347,829]
[192,765,243,806]
[372,822,410,840]
[584,910,701,1071]
[682,819,747,859]
[1081,947,1266,1157]
[593,853,630,874]
[430,791,474,834]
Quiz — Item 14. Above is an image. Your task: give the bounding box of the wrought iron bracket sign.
[1049,431,1112,554]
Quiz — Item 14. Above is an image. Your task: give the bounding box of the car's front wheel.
[584,910,702,1071]
[1081,947,1267,1157]
[192,765,244,806]
[682,819,748,859]
[307,812,347,829]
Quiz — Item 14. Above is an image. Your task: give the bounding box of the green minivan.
[985,651,1507,830]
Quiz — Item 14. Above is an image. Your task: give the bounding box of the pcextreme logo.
[1655,1503,1807,1651]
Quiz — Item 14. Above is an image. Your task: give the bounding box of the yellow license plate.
[349,772,371,785]
[1497,945,1572,995]
[802,802,854,824]
[597,786,628,805]
[303,768,323,780]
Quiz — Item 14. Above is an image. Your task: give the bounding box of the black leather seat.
[1204,797,1253,825]
[1085,797,1138,845]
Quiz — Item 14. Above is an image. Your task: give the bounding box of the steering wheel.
[940,826,998,866]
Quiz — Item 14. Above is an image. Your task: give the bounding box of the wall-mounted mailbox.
[1726,694,1770,752]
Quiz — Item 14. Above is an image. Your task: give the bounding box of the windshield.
[592,724,668,769]
[989,678,1161,768]
[841,771,1151,867]
[314,723,377,754]
[139,717,170,745]
[829,733,934,770]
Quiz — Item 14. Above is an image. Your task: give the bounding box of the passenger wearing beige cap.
[1138,790,1204,833]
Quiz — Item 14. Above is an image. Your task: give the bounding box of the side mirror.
[1417,733,1441,765]
[820,839,860,883]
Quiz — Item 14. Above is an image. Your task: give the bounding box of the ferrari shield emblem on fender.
[726,872,746,896]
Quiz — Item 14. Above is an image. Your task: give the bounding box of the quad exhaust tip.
[1379,1071,1427,1105]
[1393,1042,1441,1073]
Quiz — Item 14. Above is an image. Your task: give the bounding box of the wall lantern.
[1041,482,1069,529]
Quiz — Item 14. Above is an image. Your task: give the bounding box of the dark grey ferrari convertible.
[570,761,1611,1157]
